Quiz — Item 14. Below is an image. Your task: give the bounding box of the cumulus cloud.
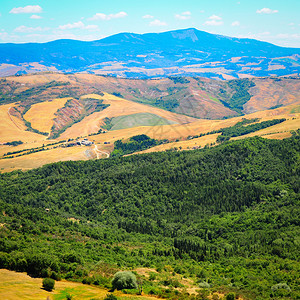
[14,25,48,33]
[59,21,85,30]
[58,21,99,31]
[175,11,191,20]
[277,33,300,39]
[10,5,42,14]
[149,19,167,26]
[143,14,154,19]
[30,15,42,19]
[204,15,223,26]
[256,8,278,14]
[232,21,240,27]
[89,11,127,21]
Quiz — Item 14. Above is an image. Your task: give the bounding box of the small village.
[63,138,94,147]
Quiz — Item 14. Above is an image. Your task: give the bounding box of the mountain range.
[1,28,300,79]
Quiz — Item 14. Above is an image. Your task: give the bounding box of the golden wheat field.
[0,146,93,173]
[134,133,219,155]
[23,97,71,133]
[0,90,299,173]
[0,103,46,143]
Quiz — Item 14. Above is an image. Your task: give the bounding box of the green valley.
[0,136,299,299]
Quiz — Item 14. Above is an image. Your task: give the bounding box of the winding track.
[94,144,109,159]
[8,107,23,131]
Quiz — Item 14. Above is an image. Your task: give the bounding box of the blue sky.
[0,0,299,47]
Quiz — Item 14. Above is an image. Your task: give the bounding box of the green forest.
[0,136,299,299]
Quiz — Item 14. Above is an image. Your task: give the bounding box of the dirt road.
[94,144,110,159]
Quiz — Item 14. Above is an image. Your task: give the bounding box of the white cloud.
[89,11,127,21]
[209,15,222,21]
[10,5,42,14]
[256,8,278,14]
[232,21,240,27]
[59,21,85,30]
[204,15,223,26]
[30,15,42,19]
[14,25,48,33]
[277,33,300,39]
[149,19,167,26]
[58,21,99,31]
[143,15,154,19]
[175,11,191,20]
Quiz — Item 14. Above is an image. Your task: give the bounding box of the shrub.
[104,294,118,300]
[111,271,137,290]
[199,281,210,288]
[66,294,73,300]
[271,282,291,292]
[226,293,235,300]
[271,283,291,297]
[42,278,55,291]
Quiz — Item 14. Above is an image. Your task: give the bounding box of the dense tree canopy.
[0,136,299,299]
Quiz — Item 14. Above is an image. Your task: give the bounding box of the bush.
[271,283,291,297]
[226,293,235,300]
[66,294,73,300]
[111,271,137,290]
[104,294,118,300]
[199,281,210,288]
[42,278,55,291]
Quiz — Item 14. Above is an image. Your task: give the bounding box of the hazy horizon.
[0,0,299,47]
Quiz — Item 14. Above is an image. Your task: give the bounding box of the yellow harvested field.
[24,97,71,133]
[0,269,157,300]
[233,114,300,140]
[0,140,57,157]
[1,93,298,172]
[60,93,197,139]
[263,132,292,139]
[134,134,219,154]
[0,103,46,143]
[79,101,299,147]
[0,146,93,173]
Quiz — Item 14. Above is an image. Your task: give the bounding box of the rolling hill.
[0,28,300,79]
[0,73,299,172]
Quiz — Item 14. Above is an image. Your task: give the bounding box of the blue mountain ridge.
[0,28,299,78]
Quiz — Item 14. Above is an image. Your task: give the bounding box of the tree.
[111,271,138,290]
[42,278,55,291]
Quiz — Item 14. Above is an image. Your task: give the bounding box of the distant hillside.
[0,73,299,172]
[0,28,300,79]
[2,73,300,120]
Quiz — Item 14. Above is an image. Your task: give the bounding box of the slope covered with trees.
[0,136,299,299]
